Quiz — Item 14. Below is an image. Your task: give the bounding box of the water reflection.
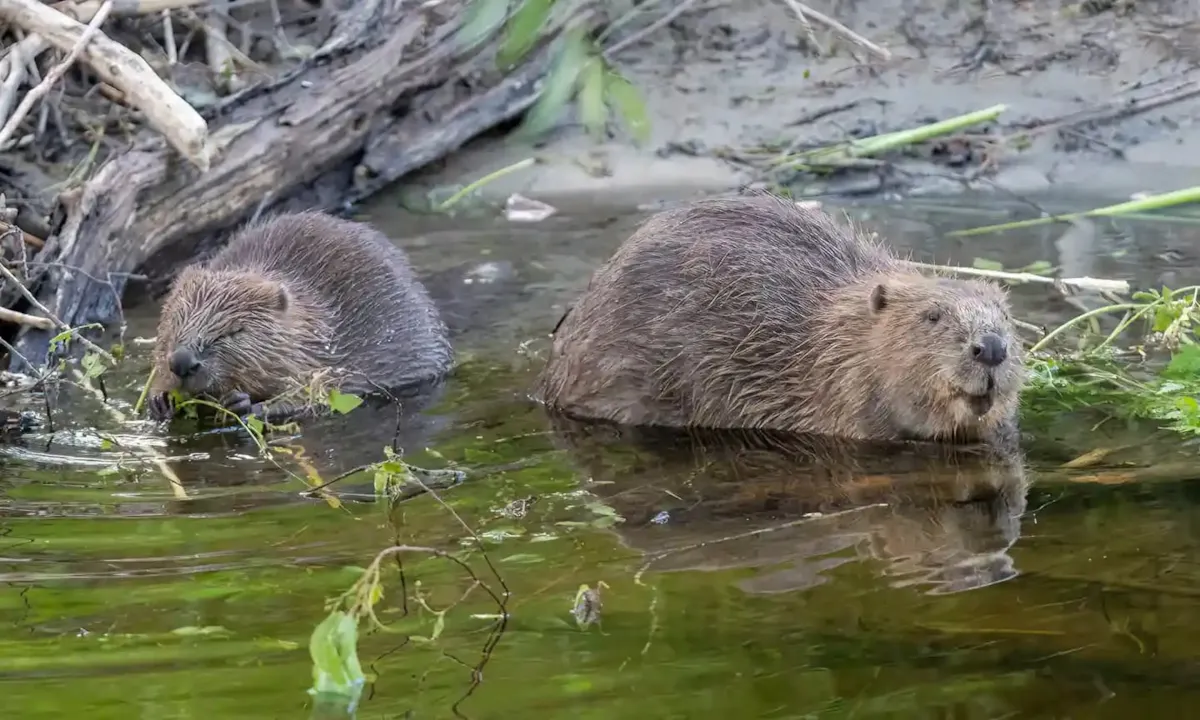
[548,415,1028,596]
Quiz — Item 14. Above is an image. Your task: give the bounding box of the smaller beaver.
[537,194,1026,446]
[148,211,453,422]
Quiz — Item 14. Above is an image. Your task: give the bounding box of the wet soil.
[407,0,1200,204]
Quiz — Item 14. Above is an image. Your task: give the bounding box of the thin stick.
[905,261,1131,295]
[948,185,1200,238]
[778,0,824,56]
[777,0,890,61]
[0,0,211,169]
[203,0,241,93]
[1029,303,1143,354]
[0,260,117,363]
[162,8,178,65]
[437,157,537,210]
[69,365,190,499]
[0,306,55,330]
[603,0,702,59]
[0,0,114,152]
[0,44,28,130]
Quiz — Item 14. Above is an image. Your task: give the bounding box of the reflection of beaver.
[538,194,1026,447]
[547,415,1028,595]
[147,211,453,422]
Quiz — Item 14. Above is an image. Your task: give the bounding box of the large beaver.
[538,194,1026,446]
[147,211,453,422]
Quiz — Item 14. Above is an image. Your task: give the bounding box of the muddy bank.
[398,0,1200,205]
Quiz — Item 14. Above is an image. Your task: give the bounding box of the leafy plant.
[458,0,652,144]
[1025,286,1200,436]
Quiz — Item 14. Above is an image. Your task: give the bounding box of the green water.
[5,193,1200,719]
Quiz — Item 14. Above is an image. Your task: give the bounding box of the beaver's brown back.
[538,194,899,431]
[211,211,453,393]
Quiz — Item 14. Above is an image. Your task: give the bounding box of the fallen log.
[0,0,572,369]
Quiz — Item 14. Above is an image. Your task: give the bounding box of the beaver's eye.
[925,308,941,324]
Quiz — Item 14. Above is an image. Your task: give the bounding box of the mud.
[399,0,1200,204]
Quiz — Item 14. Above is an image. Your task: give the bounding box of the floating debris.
[505,193,558,223]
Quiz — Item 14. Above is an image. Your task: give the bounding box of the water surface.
[4,190,1200,718]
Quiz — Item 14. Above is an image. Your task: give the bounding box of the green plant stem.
[133,366,155,416]
[780,104,1006,167]
[1030,303,1143,354]
[949,186,1200,237]
[437,157,537,211]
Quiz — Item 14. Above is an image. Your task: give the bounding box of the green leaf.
[1017,260,1054,275]
[497,0,553,68]
[520,25,590,138]
[245,415,265,437]
[1153,306,1180,333]
[971,257,1004,272]
[308,611,365,698]
[457,0,510,51]
[373,467,390,496]
[578,59,607,138]
[328,389,364,415]
[81,352,106,379]
[605,71,651,144]
[1164,345,1200,380]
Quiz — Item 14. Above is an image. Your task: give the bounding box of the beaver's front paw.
[221,391,258,418]
[148,392,174,422]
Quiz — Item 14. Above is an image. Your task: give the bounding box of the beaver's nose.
[971,334,1007,367]
[168,347,201,378]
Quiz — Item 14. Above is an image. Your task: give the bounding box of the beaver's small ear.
[868,283,888,314]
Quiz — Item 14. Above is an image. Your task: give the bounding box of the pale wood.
[0,0,211,169]
[0,0,115,151]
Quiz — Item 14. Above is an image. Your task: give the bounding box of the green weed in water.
[1025,286,1200,435]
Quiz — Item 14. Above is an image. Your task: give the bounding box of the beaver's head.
[150,266,326,406]
[864,275,1026,441]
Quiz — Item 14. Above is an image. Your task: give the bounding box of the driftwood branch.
[7,0,574,367]
[906,261,1132,295]
[0,0,114,151]
[0,305,54,330]
[0,0,210,169]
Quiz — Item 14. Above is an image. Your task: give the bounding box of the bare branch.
[0,0,115,151]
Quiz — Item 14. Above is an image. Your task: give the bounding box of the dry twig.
[203,0,242,93]
[905,260,1131,295]
[0,0,115,151]
[0,259,117,363]
[778,0,824,56]
[0,44,28,129]
[0,306,55,330]
[776,0,890,61]
[0,0,211,169]
[603,0,702,59]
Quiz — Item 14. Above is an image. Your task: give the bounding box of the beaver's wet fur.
[148,211,452,422]
[538,194,1026,446]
